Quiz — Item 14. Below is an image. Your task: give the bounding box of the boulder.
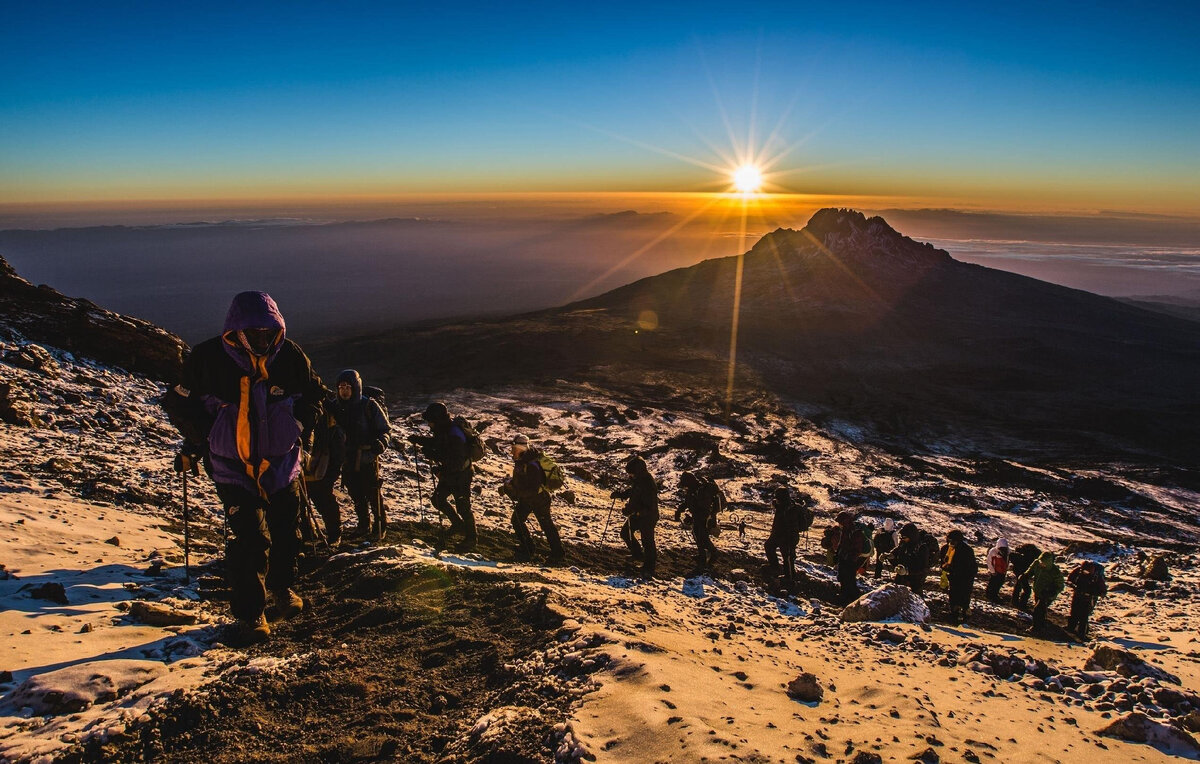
[1086,644,1181,685]
[0,380,40,427]
[786,672,824,703]
[841,584,930,623]
[3,343,61,377]
[128,601,197,626]
[5,659,166,715]
[1141,554,1171,581]
[443,705,546,760]
[1097,712,1200,756]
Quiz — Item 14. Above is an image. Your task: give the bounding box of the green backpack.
[536,452,565,492]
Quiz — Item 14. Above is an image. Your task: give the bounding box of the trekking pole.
[298,478,327,551]
[411,445,426,524]
[181,469,191,584]
[601,497,617,540]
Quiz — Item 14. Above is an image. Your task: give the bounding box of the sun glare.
[732,164,763,194]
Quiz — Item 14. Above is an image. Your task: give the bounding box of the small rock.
[787,672,824,703]
[1140,554,1171,582]
[78,623,93,634]
[104,536,120,546]
[25,582,69,605]
[909,747,940,763]
[1097,712,1200,754]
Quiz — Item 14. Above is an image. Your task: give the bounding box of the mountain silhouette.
[313,209,1200,462]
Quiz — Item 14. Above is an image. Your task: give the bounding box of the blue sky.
[2,1,1198,210]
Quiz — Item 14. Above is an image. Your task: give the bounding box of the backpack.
[536,452,565,492]
[918,531,940,569]
[452,416,486,462]
[856,522,874,565]
[795,498,815,533]
[700,477,726,515]
[363,385,387,410]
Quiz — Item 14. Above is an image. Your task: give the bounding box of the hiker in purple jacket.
[163,291,326,644]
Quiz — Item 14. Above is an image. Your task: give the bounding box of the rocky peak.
[0,254,186,381]
[750,208,951,270]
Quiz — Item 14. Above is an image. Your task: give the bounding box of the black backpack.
[363,385,387,411]
[796,500,815,533]
[452,416,486,462]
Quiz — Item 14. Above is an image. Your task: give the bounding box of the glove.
[370,439,386,456]
[610,489,622,499]
[174,450,200,475]
[406,433,424,445]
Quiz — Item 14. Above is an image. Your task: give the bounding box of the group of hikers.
[812,511,1108,638]
[163,291,1109,645]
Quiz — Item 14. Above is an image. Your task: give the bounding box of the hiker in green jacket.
[1022,551,1065,633]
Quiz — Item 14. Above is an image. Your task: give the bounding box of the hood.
[222,291,286,337]
[337,369,363,400]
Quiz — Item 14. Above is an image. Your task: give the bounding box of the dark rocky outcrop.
[0,255,185,381]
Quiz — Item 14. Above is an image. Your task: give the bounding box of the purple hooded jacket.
[165,292,325,497]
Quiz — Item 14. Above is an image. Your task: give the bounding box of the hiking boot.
[228,615,270,646]
[349,524,370,538]
[455,537,477,553]
[513,549,533,562]
[272,588,304,620]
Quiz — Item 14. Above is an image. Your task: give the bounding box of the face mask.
[240,328,277,356]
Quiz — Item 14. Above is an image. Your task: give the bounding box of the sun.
[732,164,763,194]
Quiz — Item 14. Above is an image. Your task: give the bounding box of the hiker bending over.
[500,434,565,564]
[676,471,722,573]
[1008,542,1042,610]
[410,402,478,551]
[1066,559,1107,639]
[890,523,933,597]
[163,291,325,645]
[330,369,389,539]
[1022,551,1064,633]
[872,518,898,578]
[612,456,659,578]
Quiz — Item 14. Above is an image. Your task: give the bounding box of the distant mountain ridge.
[314,209,1200,463]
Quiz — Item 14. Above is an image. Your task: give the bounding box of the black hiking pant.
[838,559,860,604]
[1031,591,1055,630]
[620,511,658,577]
[899,570,926,598]
[948,580,972,621]
[215,481,301,622]
[986,572,1005,602]
[691,516,719,570]
[432,469,476,543]
[1066,591,1097,638]
[307,471,342,544]
[765,533,797,583]
[1012,575,1033,610]
[512,493,564,559]
[343,454,382,534]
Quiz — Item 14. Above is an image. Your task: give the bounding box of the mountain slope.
[313,209,1200,462]
[0,255,185,380]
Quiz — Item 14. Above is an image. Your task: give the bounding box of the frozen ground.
[2,338,1199,761]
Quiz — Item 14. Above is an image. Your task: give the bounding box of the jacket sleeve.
[161,347,211,450]
[368,400,390,449]
[290,344,327,435]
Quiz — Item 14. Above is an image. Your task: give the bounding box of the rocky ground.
[3,333,1200,762]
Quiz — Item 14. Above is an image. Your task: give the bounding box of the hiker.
[329,370,389,539]
[611,456,659,578]
[303,395,346,545]
[1022,551,1065,633]
[675,471,721,572]
[1066,559,1107,639]
[942,530,978,623]
[835,511,868,603]
[500,434,565,563]
[764,487,812,586]
[890,522,933,596]
[872,518,899,578]
[162,291,325,644]
[985,538,1010,602]
[410,402,478,551]
[820,524,841,567]
[1009,542,1042,610]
